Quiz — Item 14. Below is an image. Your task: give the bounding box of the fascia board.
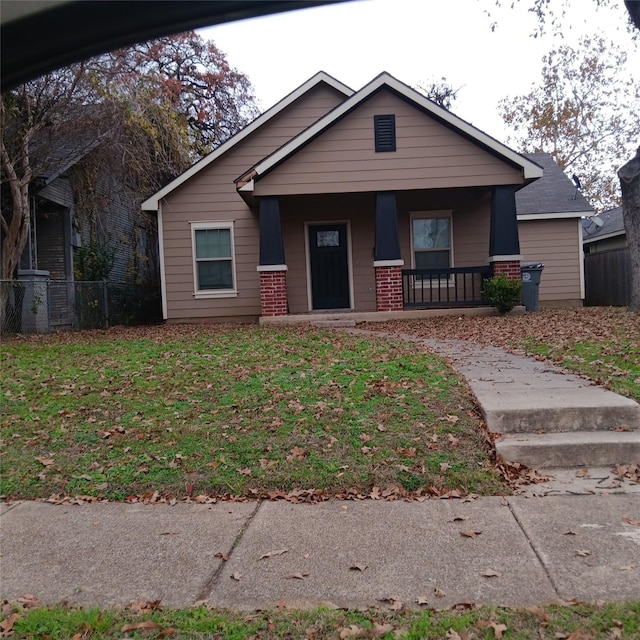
[518,211,592,220]
[252,72,544,181]
[141,71,354,211]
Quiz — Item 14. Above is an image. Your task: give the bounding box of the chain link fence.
[1,279,162,334]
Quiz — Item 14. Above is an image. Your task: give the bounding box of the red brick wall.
[375,266,403,311]
[259,270,288,316]
[491,260,521,280]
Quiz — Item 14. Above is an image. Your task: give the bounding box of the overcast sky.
[199,0,639,143]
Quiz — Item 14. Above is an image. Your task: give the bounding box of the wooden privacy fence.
[584,248,630,307]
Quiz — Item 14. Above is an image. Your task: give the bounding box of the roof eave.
[141,71,354,211]
[251,72,544,182]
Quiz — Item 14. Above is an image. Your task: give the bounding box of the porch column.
[489,186,522,280]
[373,192,404,311]
[257,197,288,316]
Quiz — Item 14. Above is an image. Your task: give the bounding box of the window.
[191,222,237,297]
[374,114,396,152]
[411,214,452,270]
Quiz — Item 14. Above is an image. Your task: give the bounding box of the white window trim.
[409,210,454,287]
[191,221,238,299]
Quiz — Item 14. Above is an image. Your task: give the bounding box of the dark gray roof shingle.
[583,206,625,242]
[516,152,594,215]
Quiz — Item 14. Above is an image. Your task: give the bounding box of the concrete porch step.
[495,430,640,468]
[483,392,640,434]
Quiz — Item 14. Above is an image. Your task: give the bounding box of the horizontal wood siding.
[160,84,348,321]
[518,218,583,304]
[254,90,524,196]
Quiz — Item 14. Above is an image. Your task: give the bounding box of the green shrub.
[481,274,522,313]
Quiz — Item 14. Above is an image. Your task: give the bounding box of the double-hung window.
[411,212,452,271]
[191,222,237,297]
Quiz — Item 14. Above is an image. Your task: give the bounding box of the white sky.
[199,0,638,143]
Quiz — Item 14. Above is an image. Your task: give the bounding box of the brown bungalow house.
[142,71,585,323]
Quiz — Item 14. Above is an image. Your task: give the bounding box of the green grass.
[0,325,504,500]
[520,337,640,402]
[3,602,639,639]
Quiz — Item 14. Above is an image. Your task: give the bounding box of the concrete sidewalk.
[1,495,639,610]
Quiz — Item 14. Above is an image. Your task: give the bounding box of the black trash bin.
[521,262,544,311]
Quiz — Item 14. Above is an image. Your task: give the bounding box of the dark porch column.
[259,197,285,266]
[374,192,403,311]
[257,197,288,316]
[489,186,522,280]
[374,192,401,261]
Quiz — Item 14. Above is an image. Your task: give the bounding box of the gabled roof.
[237,71,543,190]
[583,206,626,244]
[515,152,593,218]
[141,71,354,211]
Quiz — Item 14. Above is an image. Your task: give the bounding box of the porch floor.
[259,306,523,326]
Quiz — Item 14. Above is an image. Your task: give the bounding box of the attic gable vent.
[374,114,396,152]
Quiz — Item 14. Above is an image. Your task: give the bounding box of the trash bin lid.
[521,261,544,270]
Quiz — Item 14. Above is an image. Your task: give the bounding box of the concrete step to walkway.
[496,430,640,468]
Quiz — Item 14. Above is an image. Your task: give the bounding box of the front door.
[308,223,350,310]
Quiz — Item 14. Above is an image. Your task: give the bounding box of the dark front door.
[308,223,350,310]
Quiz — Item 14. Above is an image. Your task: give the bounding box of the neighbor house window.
[374,114,396,152]
[411,213,452,270]
[191,222,237,297]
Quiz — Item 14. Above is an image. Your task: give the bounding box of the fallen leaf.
[35,456,54,466]
[460,530,482,538]
[440,462,451,472]
[575,549,591,557]
[619,563,637,571]
[215,552,229,561]
[339,624,365,638]
[449,515,469,522]
[230,572,242,581]
[481,569,502,577]
[416,595,429,605]
[372,622,394,637]
[237,467,252,476]
[576,468,590,478]
[525,605,549,625]
[447,434,460,447]
[260,548,289,560]
[0,613,20,636]
[378,596,403,610]
[562,530,577,536]
[434,588,447,598]
[623,517,640,527]
[121,621,163,632]
[285,572,309,580]
[489,622,508,638]
[349,562,368,572]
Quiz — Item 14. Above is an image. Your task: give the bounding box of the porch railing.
[402,266,492,308]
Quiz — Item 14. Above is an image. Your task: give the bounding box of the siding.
[254,90,524,196]
[518,218,583,305]
[161,83,349,321]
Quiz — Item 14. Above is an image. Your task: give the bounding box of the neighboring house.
[142,71,579,324]
[582,207,630,306]
[583,207,626,254]
[516,152,594,307]
[12,134,160,331]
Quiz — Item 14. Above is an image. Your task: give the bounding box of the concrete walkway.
[1,495,639,610]
[1,337,639,611]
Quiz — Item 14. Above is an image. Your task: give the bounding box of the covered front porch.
[249,185,522,318]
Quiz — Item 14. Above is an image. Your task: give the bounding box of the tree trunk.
[618,146,640,311]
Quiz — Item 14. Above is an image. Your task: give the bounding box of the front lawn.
[0,325,504,501]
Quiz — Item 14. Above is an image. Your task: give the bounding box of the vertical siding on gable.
[518,218,583,305]
[161,84,349,321]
